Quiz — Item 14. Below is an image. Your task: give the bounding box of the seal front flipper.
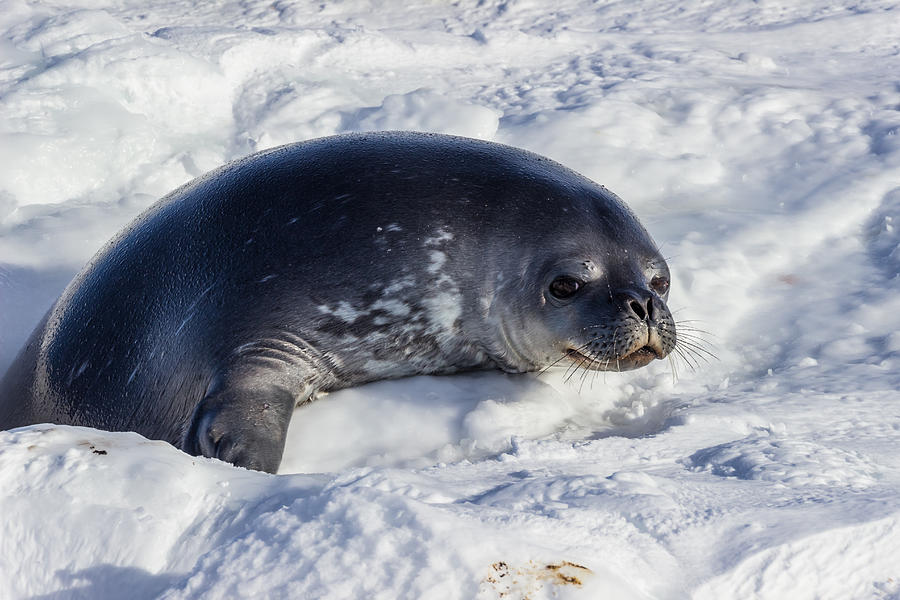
[183,367,313,474]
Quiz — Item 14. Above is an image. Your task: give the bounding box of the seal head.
[479,184,675,375]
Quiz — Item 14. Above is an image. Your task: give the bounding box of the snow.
[1,0,900,598]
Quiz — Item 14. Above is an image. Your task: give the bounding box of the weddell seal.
[0,132,676,473]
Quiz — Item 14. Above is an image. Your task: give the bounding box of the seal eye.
[650,275,670,295]
[549,276,583,299]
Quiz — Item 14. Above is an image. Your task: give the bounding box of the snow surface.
[2,0,900,598]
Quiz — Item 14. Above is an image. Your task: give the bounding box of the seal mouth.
[565,348,594,364]
[565,343,664,371]
[628,345,664,361]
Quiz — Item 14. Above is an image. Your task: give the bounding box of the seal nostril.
[628,299,647,321]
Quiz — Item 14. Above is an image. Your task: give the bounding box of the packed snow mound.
[1,425,669,600]
[687,433,880,488]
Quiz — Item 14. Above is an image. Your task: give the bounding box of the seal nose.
[621,290,656,323]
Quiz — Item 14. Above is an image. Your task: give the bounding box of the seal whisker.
[674,337,718,370]
[674,338,718,362]
[675,344,717,364]
[673,344,710,368]
[674,326,717,339]
[615,327,624,372]
[577,345,601,392]
[560,342,590,382]
[674,331,716,346]
[675,331,717,346]
[674,329,714,339]
[564,351,592,384]
[601,326,621,372]
[667,352,679,384]
[566,339,603,384]
[673,319,711,326]
[671,346,701,371]
[538,348,576,375]
[670,320,718,366]
[673,319,717,338]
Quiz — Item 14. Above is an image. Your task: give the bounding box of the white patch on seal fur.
[424,289,462,333]
[421,227,462,333]
[425,229,453,273]
[362,358,409,376]
[371,299,410,316]
[424,229,453,246]
[383,276,415,294]
[317,296,411,327]
[316,301,364,322]
[427,250,447,273]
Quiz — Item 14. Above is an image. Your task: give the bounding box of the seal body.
[0,132,675,472]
